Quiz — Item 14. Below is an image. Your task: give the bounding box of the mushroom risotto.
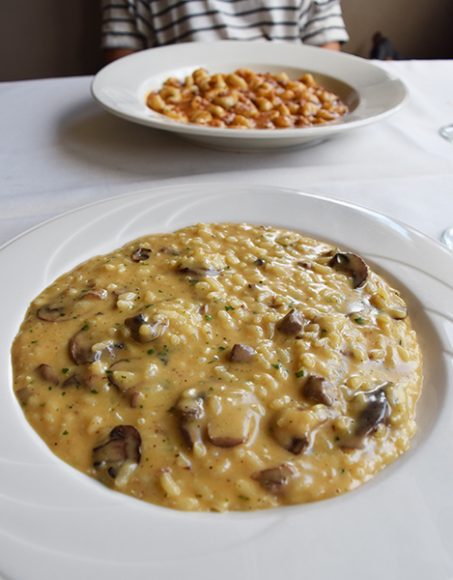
[12,223,422,512]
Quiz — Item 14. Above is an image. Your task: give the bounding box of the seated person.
[102,0,349,62]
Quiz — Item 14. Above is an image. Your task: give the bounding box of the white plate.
[1,184,452,580]
[91,41,407,150]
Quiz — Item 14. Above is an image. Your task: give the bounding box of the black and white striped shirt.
[101,0,349,50]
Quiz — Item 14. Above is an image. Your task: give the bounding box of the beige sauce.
[12,224,422,511]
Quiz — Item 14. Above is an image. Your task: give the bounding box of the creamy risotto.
[12,224,422,512]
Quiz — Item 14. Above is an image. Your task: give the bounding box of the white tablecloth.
[1,60,452,247]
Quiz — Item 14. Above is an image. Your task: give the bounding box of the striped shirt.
[101,0,349,50]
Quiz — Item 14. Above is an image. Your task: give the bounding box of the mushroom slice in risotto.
[355,385,391,438]
[124,313,169,343]
[229,343,256,363]
[252,463,296,493]
[329,252,368,289]
[108,358,147,407]
[302,375,335,407]
[276,309,304,336]
[93,425,142,480]
[69,328,124,366]
[177,264,223,278]
[206,388,263,448]
[36,363,59,385]
[37,303,72,322]
[131,247,151,262]
[174,389,205,448]
[271,406,329,454]
[342,384,392,449]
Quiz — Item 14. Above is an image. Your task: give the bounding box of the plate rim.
[1,182,446,258]
[91,40,408,140]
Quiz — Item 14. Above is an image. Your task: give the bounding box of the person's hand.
[320,42,341,51]
[103,48,138,64]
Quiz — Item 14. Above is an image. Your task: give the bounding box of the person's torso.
[146,0,310,46]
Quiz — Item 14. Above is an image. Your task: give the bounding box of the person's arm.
[320,42,341,51]
[301,1,349,49]
[103,47,138,64]
[101,0,152,64]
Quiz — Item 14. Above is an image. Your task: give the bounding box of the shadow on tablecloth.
[56,97,345,178]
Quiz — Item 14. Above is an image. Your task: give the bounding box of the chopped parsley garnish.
[147,348,155,356]
[354,317,365,325]
[218,346,226,351]
[62,368,69,374]
[158,345,170,365]
[205,314,213,321]
[295,369,305,378]
[225,305,234,312]
[188,278,198,286]
[271,363,281,370]
[90,389,98,394]
[81,323,89,331]
[62,430,68,436]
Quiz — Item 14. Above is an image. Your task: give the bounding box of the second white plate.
[91,41,407,150]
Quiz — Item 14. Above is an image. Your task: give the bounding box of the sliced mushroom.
[131,247,151,262]
[37,304,71,322]
[81,288,108,300]
[329,252,368,289]
[93,425,141,479]
[174,390,205,448]
[158,246,180,256]
[16,386,34,404]
[108,358,144,408]
[355,386,391,438]
[252,463,295,493]
[36,363,59,385]
[62,373,84,388]
[229,343,256,363]
[206,389,262,449]
[207,432,244,448]
[341,385,392,450]
[302,375,334,407]
[177,265,222,278]
[129,390,143,408]
[276,309,304,336]
[297,261,312,270]
[68,325,124,366]
[271,406,327,455]
[124,313,168,343]
[69,330,95,365]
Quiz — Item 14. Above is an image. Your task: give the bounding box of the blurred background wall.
[1,0,452,81]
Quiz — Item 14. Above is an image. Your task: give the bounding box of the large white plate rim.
[91,41,407,142]
[1,183,452,580]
